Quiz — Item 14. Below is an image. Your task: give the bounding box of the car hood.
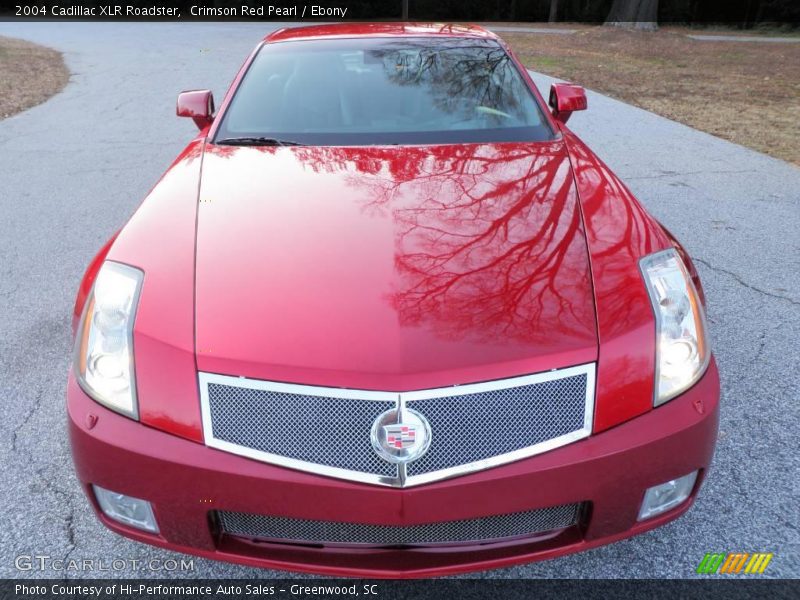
[194,141,598,390]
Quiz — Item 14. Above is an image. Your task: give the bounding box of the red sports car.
[68,23,719,577]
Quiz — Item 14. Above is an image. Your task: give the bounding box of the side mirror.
[177,90,215,130]
[549,83,587,125]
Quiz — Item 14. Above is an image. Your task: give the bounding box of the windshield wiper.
[214,136,306,147]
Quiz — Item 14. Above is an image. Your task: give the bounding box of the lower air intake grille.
[217,504,581,547]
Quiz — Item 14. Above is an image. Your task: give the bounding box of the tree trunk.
[549,0,559,23]
[605,0,659,31]
[754,0,766,27]
[402,0,409,20]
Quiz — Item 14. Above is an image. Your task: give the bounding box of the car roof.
[264,22,500,43]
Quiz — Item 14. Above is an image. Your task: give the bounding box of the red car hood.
[194,141,598,390]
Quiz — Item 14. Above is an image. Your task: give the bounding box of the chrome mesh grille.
[207,383,396,476]
[201,364,594,487]
[217,504,581,547]
[407,374,587,476]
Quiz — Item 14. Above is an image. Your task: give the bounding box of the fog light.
[93,485,159,533]
[638,471,698,521]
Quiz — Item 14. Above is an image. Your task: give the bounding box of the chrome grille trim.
[217,503,582,547]
[405,373,588,479]
[205,382,396,478]
[199,363,595,488]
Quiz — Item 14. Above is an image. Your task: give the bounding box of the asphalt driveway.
[0,22,797,579]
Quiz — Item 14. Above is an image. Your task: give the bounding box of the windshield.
[214,37,555,146]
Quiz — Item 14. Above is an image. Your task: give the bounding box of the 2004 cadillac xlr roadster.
[68,23,720,577]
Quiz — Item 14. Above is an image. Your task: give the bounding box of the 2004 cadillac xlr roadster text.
[68,23,720,577]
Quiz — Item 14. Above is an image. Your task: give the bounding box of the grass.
[0,36,68,119]
[501,25,800,165]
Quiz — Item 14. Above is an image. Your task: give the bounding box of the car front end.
[68,366,718,577]
[67,23,720,577]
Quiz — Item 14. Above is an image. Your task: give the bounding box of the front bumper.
[67,361,720,578]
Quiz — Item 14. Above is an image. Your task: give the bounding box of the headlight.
[75,261,143,418]
[640,248,709,406]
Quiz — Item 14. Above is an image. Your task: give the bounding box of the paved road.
[0,23,798,579]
